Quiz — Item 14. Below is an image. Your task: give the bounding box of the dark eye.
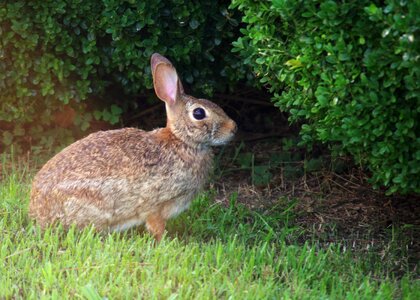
[192,107,206,120]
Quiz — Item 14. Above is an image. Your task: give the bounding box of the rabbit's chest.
[146,156,211,198]
[116,153,211,203]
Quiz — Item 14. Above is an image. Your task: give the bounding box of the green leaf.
[252,165,272,186]
[284,58,303,70]
[315,86,329,107]
[305,158,324,173]
[189,19,199,30]
[237,152,253,168]
[2,131,13,145]
[93,110,102,120]
[110,104,122,115]
[13,126,25,136]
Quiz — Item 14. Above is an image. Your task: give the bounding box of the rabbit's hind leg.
[29,189,65,229]
[145,212,166,241]
[61,195,113,230]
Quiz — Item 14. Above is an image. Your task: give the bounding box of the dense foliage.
[232,0,419,194]
[1,0,418,194]
[0,0,244,151]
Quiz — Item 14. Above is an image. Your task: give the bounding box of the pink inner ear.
[155,64,178,105]
[162,67,177,103]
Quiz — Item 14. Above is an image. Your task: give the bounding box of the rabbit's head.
[151,53,237,148]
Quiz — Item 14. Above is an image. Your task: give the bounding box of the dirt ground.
[214,139,419,233]
[209,136,419,279]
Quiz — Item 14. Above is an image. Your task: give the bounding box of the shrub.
[232,0,419,194]
[0,0,244,152]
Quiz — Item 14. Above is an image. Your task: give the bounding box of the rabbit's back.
[29,127,213,230]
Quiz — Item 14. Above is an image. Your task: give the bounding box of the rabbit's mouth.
[210,134,235,146]
[210,120,237,146]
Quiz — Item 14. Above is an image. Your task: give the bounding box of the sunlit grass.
[0,154,418,299]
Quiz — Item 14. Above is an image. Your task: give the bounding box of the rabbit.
[29,53,237,241]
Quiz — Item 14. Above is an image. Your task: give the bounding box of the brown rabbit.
[29,53,237,241]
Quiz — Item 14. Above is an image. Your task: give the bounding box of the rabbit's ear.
[151,53,184,105]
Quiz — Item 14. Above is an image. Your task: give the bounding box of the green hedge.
[232,0,419,194]
[0,0,244,152]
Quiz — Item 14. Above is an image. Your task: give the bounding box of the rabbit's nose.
[228,120,237,134]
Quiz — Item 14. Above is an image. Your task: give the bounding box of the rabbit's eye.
[193,107,206,120]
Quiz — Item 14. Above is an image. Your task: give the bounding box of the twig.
[329,178,355,194]
[333,173,364,189]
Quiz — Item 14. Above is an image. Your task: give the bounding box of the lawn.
[0,154,418,299]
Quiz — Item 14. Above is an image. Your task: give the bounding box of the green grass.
[0,156,419,299]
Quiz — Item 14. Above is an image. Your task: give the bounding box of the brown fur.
[29,54,236,239]
[146,212,166,241]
